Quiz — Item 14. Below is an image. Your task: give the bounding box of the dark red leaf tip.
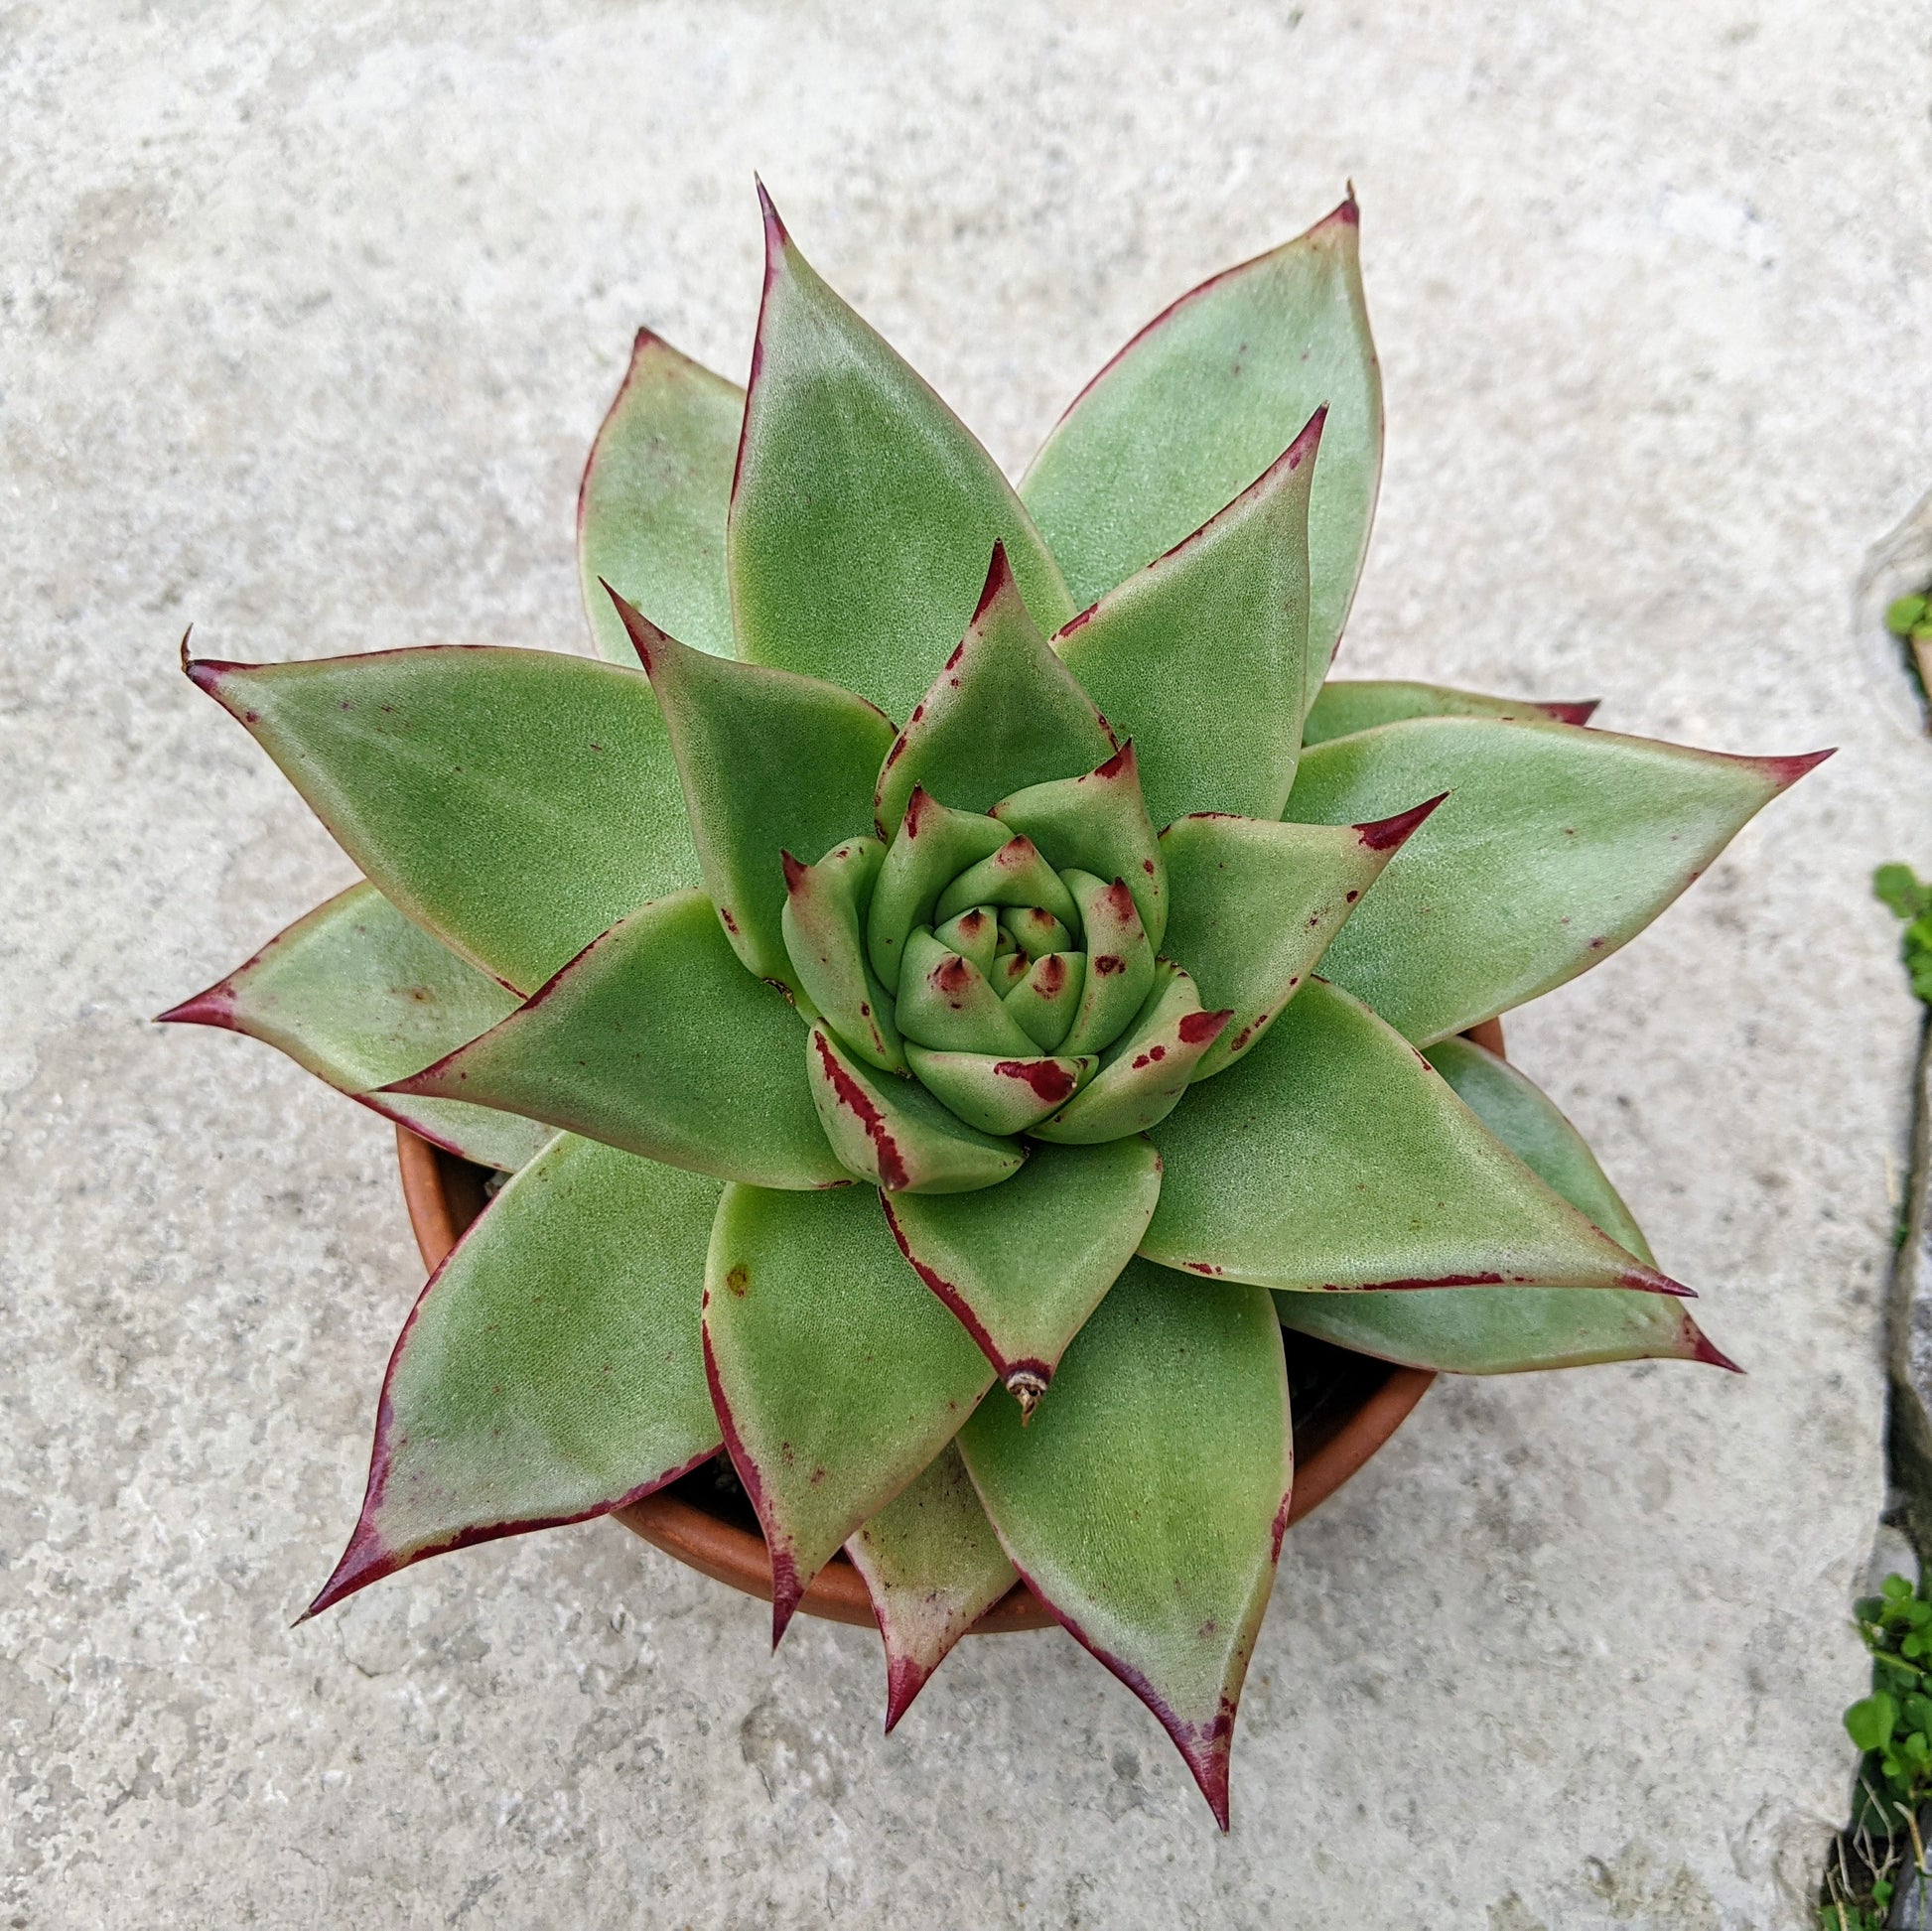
[600,579,665,673]
[780,850,808,894]
[1757,748,1835,790]
[883,1654,931,1734]
[1091,740,1136,783]
[153,984,237,1031]
[1540,699,1600,727]
[1356,792,1449,851]
[1687,1323,1744,1373]
[754,175,791,266]
[972,541,1016,623]
[1626,1267,1696,1299]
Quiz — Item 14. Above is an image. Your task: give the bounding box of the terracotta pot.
[394,1016,1500,1634]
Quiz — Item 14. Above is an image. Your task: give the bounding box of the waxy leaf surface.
[730,191,1072,723]
[609,592,894,987]
[704,1182,995,1640]
[1275,1037,1732,1373]
[781,840,905,1072]
[389,892,845,1189]
[874,545,1115,835]
[884,1137,1163,1399]
[845,1443,1018,1730]
[960,1259,1291,1829]
[1158,805,1436,1080]
[1284,717,1826,1043]
[160,883,550,1171]
[1143,979,1687,1295]
[1302,679,1597,748]
[806,1025,1026,1194]
[1054,415,1318,829]
[1022,197,1379,705]
[186,646,697,994]
[308,1135,722,1614]
[993,742,1167,950]
[579,331,743,663]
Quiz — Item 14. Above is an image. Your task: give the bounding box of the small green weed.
[1875,867,1932,1006]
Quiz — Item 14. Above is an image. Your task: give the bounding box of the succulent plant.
[163,185,1826,1828]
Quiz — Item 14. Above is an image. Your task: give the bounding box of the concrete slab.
[5,2,1929,1923]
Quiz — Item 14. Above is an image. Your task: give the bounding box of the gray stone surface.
[4,3,1929,1924]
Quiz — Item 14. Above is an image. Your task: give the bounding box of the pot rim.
[392,1021,1501,1634]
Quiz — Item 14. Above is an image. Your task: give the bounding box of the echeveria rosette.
[162,186,1827,1830]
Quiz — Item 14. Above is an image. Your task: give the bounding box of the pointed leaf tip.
[1688,1325,1743,1372]
[974,539,1016,621]
[1759,748,1835,790]
[601,579,663,672]
[1355,791,1449,851]
[883,1656,929,1734]
[1541,700,1600,727]
[756,176,789,259]
[153,983,236,1029]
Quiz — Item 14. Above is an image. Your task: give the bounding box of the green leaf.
[703,1182,995,1640]
[1032,961,1229,1144]
[882,1137,1162,1402]
[1056,872,1157,1058]
[805,1025,1027,1194]
[1284,718,1831,1043]
[1142,979,1689,1296]
[844,1443,1018,1731]
[1158,803,1437,1080]
[1426,1037,1652,1261]
[993,741,1168,950]
[578,331,742,664]
[159,882,551,1172]
[1052,415,1318,828]
[186,644,698,995]
[1876,863,1932,922]
[959,1259,1291,1830]
[729,189,1073,723]
[1274,1034,1736,1402]
[606,592,895,989]
[780,839,906,1073]
[864,790,1011,997]
[1887,596,1930,638]
[896,929,1044,1057]
[874,545,1115,836]
[1003,951,1085,1051]
[902,1046,1096,1138]
[1021,195,1379,709]
[934,836,1082,931]
[386,891,846,1189]
[1849,1695,1899,1752]
[1302,680,1598,749]
[305,1135,722,1614]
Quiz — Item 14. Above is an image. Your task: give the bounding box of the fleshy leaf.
[844,1443,1019,1730]
[1056,872,1156,1058]
[896,929,1044,1057]
[1302,679,1598,748]
[959,1259,1291,1829]
[933,835,1081,931]
[806,1025,1027,1194]
[1053,416,1319,829]
[1158,799,1441,1080]
[902,1047,1095,1138]
[1001,906,1072,960]
[159,882,550,1172]
[993,742,1168,950]
[386,891,846,1189]
[780,840,905,1073]
[1032,962,1229,1144]
[1274,1036,1737,1373]
[185,645,697,994]
[1003,951,1085,1050]
[1142,978,1690,1295]
[306,1135,722,1614]
[1021,196,1379,707]
[703,1182,996,1641]
[883,1137,1162,1404]
[864,789,1011,996]
[935,906,1001,978]
[1284,718,1832,1043]
[578,331,743,664]
[874,544,1115,835]
[729,188,1074,723]
[607,592,895,989]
